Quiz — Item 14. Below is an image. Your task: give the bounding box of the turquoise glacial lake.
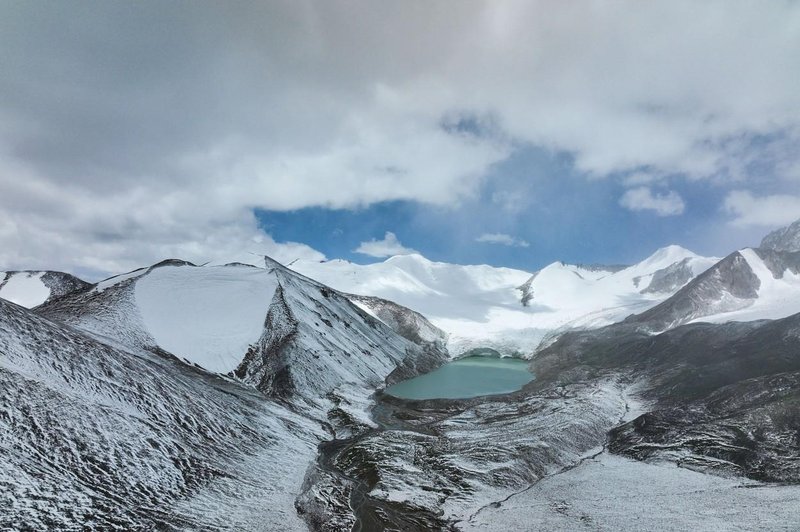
[384,356,534,400]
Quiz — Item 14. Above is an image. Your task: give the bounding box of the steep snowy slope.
[0,270,90,308]
[293,246,717,356]
[704,248,800,322]
[37,257,449,416]
[631,247,800,330]
[0,297,325,530]
[136,263,279,373]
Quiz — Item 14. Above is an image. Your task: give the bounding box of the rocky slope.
[3,256,449,529]
[37,257,448,416]
[0,297,325,530]
[295,309,800,529]
[532,312,800,483]
[761,218,800,252]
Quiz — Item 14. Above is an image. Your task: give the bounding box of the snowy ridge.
[348,294,448,347]
[293,246,717,356]
[232,258,449,414]
[37,256,449,418]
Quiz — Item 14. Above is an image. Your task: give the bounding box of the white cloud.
[1,1,799,271]
[0,157,324,278]
[354,232,417,258]
[475,233,530,248]
[619,187,686,216]
[723,190,800,227]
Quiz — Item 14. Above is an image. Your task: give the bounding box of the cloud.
[475,233,530,248]
[723,190,800,227]
[354,232,417,258]
[0,1,799,271]
[619,187,686,216]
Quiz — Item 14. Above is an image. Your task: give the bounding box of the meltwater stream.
[384,355,534,400]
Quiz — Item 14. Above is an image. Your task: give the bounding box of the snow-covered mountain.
[2,256,450,528]
[0,270,90,308]
[292,245,718,356]
[37,257,448,417]
[631,246,800,330]
[4,222,800,530]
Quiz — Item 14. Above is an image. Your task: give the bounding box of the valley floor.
[463,452,800,531]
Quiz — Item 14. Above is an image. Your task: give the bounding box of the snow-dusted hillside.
[0,270,90,308]
[37,257,448,417]
[2,255,452,529]
[0,297,325,530]
[292,246,718,356]
[5,223,800,530]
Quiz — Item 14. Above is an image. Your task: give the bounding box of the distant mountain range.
[292,244,722,356]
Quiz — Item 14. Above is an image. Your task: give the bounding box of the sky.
[1,1,799,279]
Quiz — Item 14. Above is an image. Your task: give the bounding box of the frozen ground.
[463,452,800,531]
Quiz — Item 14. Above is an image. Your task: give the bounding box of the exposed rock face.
[761,218,800,252]
[753,248,800,278]
[639,257,695,294]
[516,274,535,307]
[629,251,760,330]
[39,271,92,300]
[346,293,448,348]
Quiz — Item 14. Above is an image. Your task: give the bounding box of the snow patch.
[0,271,50,308]
[135,265,278,373]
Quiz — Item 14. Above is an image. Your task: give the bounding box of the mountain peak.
[640,245,698,266]
[761,218,800,252]
[384,253,431,264]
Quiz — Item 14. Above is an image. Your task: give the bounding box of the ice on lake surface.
[385,355,534,400]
